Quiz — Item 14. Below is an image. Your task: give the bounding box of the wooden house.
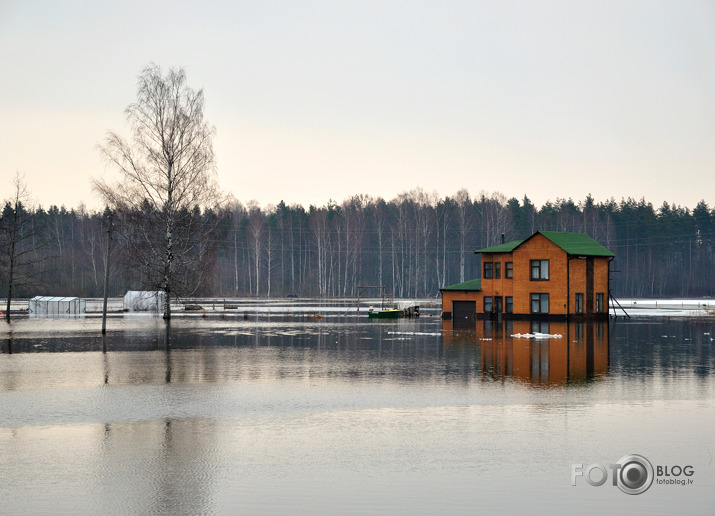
[440,231,615,322]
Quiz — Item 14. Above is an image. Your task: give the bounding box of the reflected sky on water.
[1,309,714,515]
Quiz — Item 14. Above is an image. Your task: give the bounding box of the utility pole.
[101,209,113,336]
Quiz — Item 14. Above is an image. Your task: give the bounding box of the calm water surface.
[1,304,714,515]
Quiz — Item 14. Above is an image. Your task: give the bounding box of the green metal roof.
[440,279,482,291]
[474,240,523,254]
[474,231,614,258]
[537,231,615,257]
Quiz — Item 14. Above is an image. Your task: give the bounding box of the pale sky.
[1,0,714,211]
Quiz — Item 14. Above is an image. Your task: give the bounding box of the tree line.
[2,188,713,301]
[2,64,712,308]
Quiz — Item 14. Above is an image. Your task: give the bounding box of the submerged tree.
[0,173,47,322]
[94,64,222,320]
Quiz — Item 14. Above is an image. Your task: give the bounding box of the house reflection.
[442,319,609,385]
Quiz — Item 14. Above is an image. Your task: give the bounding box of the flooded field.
[1,301,714,514]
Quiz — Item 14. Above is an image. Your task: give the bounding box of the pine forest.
[1,189,713,301]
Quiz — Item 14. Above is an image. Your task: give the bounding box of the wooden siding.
[511,233,567,314]
[440,232,612,319]
[440,289,484,319]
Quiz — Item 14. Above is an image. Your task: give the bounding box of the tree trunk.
[5,254,13,323]
[163,222,173,321]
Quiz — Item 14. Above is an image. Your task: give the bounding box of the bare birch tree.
[311,208,329,297]
[372,197,387,290]
[227,197,247,294]
[454,188,471,283]
[246,204,265,296]
[94,64,222,320]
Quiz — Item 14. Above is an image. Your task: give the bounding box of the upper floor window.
[484,262,493,279]
[505,262,513,279]
[530,260,549,280]
[494,262,501,279]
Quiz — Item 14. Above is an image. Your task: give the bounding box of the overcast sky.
[1,0,714,211]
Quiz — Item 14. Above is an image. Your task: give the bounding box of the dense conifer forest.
[2,189,713,300]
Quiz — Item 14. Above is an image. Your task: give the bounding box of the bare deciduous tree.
[246,203,265,296]
[1,173,47,322]
[94,64,222,320]
[454,188,472,283]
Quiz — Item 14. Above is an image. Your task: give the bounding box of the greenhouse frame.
[29,296,86,316]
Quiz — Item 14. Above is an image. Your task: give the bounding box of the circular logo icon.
[616,454,654,495]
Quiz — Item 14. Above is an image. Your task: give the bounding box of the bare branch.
[93,65,223,320]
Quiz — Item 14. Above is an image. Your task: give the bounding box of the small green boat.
[367,308,404,319]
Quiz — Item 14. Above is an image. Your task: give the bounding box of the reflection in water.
[0,313,714,515]
[94,418,218,515]
[1,315,712,389]
[442,319,609,385]
[164,322,171,384]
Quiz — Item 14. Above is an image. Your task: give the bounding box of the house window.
[530,260,549,280]
[484,262,493,279]
[575,293,584,314]
[596,293,605,313]
[494,262,501,279]
[484,296,493,313]
[530,293,549,314]
[505,296,513,313]
[505,262,513,279]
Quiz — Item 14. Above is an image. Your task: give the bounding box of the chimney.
[501,233,505,244]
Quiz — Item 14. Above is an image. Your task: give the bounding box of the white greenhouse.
[29,296,86,316]
[123,291,166,312]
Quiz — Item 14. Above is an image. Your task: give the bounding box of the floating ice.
[612,298,715,318]
[511,332,563,339]
[387,331,441,336]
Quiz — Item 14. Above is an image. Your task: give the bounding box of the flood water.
[1,302,714,515]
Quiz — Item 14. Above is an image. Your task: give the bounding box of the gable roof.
[474,239,523,254]
[440,279,481,291]
[475,231,615,257]
[536,231,615,257]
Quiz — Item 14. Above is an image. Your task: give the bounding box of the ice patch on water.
[511,332,563,339]
[387,331,441,336]
[612,298,715,318]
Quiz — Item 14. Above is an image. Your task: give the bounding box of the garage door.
[452,301,476,327]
